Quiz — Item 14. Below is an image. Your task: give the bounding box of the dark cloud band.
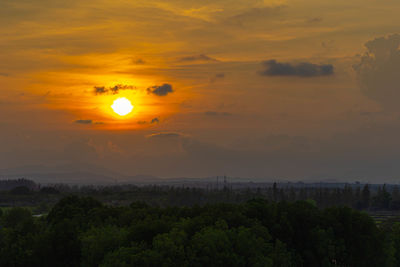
[75,120,93,124]
[260,60,334,77]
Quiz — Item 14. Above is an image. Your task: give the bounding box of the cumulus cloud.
[94,84,136,95]
[354,34,400,109]
[75,120,93,124]
[178,54,218,62]
[259,60,334,77]
[147,83,173,96]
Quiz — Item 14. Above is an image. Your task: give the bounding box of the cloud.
[259,60,334,77]
[133,58,145,65]
[94,86,107,95]
[75,120,93,124]
[147,83,174,96]
[178,54,218,62]
[94,84,136,95]
[0,72,8,77]
[210,72,225,83]
[136,117,160,125]
[74,120,104,125]
[110,84,136,94]
[204,111,232,116]
[354,34,400,109]
[109,86,119,94]
[224,7,283,26]
[146,132,183,139]
[306,17,323,24]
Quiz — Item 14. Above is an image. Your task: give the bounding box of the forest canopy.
[0,195,398,267]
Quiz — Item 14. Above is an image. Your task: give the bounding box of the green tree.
[81,225,128,267]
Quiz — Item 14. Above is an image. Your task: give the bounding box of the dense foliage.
[0,196,399,266]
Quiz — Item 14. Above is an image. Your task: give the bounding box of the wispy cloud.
[178,54,218,62]
[94,84,136,95]
[204,111,232,116]
[75,119,93,124]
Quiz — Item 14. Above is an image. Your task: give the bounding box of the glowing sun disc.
[111,97,133,116]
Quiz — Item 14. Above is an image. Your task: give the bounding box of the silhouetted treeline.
[249,182,399,211]
[1,196,399,266]
[0,178,37,191]
[1,179,400,211]
[39,182,400,211]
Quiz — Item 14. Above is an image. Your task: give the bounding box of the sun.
[111,97,134,116]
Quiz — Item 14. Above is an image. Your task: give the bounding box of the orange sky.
[1,0,400,181]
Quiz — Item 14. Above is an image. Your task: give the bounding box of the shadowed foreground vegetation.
[2,196,400,266]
